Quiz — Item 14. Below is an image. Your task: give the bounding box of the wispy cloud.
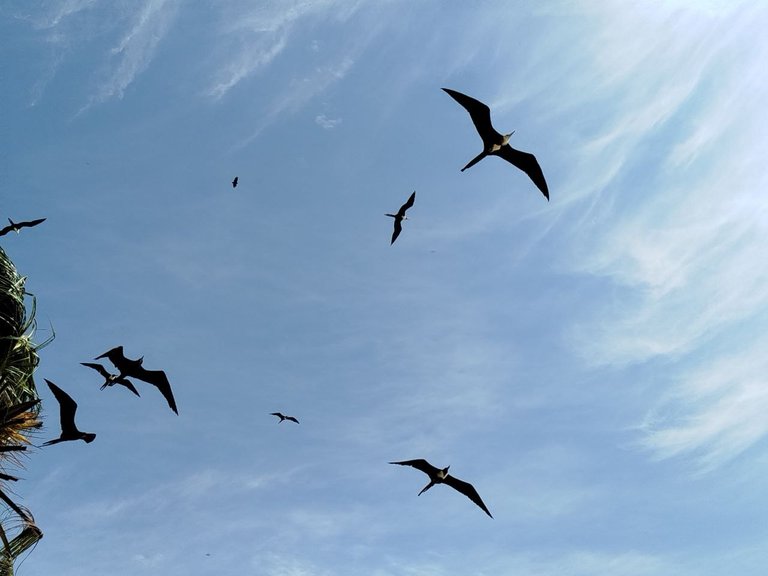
[13,0,97,106]
[254,552,332,576]
[206,0,363,100]
[84,0,179,109]
[253,56,354,133]
[380,549,682,576]
[315,113,341,129]
[206,35,287,100]
[560,3,768,467]
[26,0,97,30]
[640,334,768,470]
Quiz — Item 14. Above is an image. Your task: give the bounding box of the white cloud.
[206,0,363,100]
[28,0,97,30]
[254,552,331,576]
[381,549,682,576]
[86,0,179,107]
[235,55,357,148]
[559,3,768,467]
[315,113,341,129]
[206,35,288,100]
[640,335,768,470]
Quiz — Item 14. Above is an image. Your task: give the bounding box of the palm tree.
[0,246,47,575]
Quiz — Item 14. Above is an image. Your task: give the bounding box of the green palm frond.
[0,246,46,574]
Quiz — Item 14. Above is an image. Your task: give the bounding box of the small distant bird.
[442,88,549,200]
[0,217,47,237]
[80,362,140,397]
[386,191,416,245]
[232,176,239,188]
[389,459,492,518]
[95,346,178,414]
[271,412,299,424]
[43,379,96,446]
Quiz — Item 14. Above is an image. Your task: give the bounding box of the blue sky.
[2,1,768,574]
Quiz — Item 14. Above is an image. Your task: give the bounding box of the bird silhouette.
[442,88,549,200]
[80,362,140,397]
[232,176,239,188]
[271,412,299,424]
[0,217,47,237]
[386,191,416,245]
[389,459,492,518]
[95,346,178,414]
[43,379,96,446]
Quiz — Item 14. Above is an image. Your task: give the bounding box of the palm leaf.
[0,246,46,574]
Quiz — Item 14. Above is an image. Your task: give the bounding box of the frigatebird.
[80,362,140,397]
[271,412,299,424]
[43,380,96,446]
[386,191,415,245]
[442,88,549,200]
[95,346,178,414]
[0,218,47,237]
[389,458,492,518]
[232,176,239,188]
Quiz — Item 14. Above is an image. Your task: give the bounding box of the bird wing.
[271,412,283,418]
[389,459,440,476]
[19,218,46,228]
[133,366,178,414]
[81,362,111,379]
[442,88,503,148]
[116,378,141,397]
[0,224,13,236]
[391,219,403,245]
[286,416,299,424]
[95,345,129,370]
[397,191,416,217]
[443,474,493,518]
[45,379,80,436]
[495,145,549,200]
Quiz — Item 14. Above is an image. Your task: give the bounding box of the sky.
[2,1,768,574]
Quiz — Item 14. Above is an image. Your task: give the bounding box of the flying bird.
[442,88,549,200]
[271,412,299,424]
[232,176,239,188]
[0,217,47,237]
[386,191,415,245]
[95,346,178,414]
[43,379,96,446]
[80,362,140,397]
[389,459,492,518]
